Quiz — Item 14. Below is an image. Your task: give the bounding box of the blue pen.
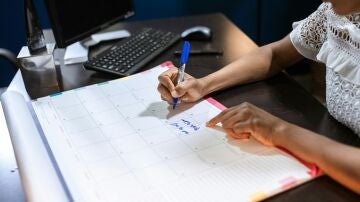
[173,41,190,109]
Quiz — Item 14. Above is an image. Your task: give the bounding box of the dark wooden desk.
[8,13,360,201]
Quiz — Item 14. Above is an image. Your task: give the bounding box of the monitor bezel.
[43,0,135,48]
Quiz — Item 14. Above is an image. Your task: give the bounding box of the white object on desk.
[6,70,30,102]
[63,42,89,65]
[64,30,130,65]
[91,30,130,44]
[1,70,69,202]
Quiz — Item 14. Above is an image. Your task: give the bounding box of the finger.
[206,111,225,127]
[232,133,251,139]
[158,69,178,94]
[213,108,240,128]
[206,109,234,127]
[157,84,173,103]
[221,105,254,128]
[160,94,172,105]
[221,111,248,129]
[225,128,236,137]
[225,129,250,139]
[232,121,252,135]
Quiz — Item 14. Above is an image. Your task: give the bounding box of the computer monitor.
[44,0,135,48]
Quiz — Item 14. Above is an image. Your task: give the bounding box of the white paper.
[1,91,68,202]
[29,65,314,202]
[6,70,30,102]
[64,42,88,65]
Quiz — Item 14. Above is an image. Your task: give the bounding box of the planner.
[1,61,320,202]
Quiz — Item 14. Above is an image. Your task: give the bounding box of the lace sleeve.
[290,3,329,61]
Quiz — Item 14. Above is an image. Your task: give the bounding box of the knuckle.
[242,107,252,116]
[251,117,260,126]
[157,84,162,92]
[241,102,253,109]
[219,110,226,116]
[234,123,245,132]
[241,102,249,107]
[221,108,230,114]
[157,85,168,95]
[158,73,167,81]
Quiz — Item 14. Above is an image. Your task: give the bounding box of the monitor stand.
[63,30,130,65]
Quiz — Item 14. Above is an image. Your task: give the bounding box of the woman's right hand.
[157,67,208,105]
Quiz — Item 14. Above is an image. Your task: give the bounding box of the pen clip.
[180,41,190,65]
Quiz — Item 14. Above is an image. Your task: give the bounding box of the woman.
[157,0,360,194]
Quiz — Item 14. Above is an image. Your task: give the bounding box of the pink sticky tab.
[205,97,227,110]
[307,164,322,177]
[160,61,174,68]
[280,176,297,189]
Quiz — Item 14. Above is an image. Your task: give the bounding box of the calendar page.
[31,62,315,202]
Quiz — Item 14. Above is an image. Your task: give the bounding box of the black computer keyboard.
[84,27,180,76]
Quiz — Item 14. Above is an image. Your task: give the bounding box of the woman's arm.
[201,35,304,94]
[207,102,360,194]
[158,35,303,104]
[276,124,360,194]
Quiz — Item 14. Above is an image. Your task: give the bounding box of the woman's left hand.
[206,102,289,146]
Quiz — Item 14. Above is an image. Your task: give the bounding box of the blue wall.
[0,0,320,87]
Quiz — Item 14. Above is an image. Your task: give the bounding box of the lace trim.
[317,3,360,85]
[327,6,360,51]
[297,3,329,51]
[329,7,360,29]
[326,68,360,136]
[295,3,360,54]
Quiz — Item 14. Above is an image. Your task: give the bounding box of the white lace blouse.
[290,2,360,136]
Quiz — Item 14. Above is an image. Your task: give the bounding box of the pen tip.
[172,98,178,109]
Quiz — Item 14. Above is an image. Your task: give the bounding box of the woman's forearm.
[201,45,274,94]
[200,35,303,95]
[275,123,360,194]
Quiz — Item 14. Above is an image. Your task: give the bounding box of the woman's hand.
[157,67,208,105]
[206,102,290,146]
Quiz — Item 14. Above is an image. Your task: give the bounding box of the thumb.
[173,80,193,97]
